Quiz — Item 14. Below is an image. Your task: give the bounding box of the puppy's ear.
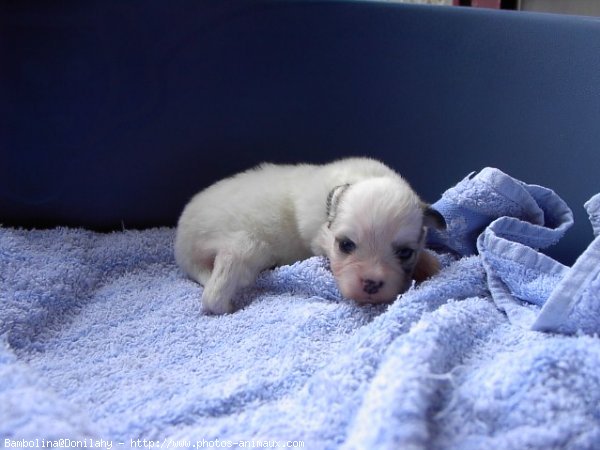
[422,205,446,230]
[413,250,441,282]
[326,184,351,228]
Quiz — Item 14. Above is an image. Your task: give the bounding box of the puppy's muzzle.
[362,279,385,295]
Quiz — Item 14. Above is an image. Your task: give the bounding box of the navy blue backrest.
[2,1,600,264]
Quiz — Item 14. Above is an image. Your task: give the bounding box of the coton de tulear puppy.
[175,157,445,314]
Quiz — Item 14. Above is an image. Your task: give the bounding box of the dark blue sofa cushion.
[2,1,600,264]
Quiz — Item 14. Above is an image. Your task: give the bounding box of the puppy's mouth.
[353,296,395,305]
[341,288,397,305]
[339,279,413,305]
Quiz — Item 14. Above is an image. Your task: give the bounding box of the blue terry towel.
[2,169,600,449]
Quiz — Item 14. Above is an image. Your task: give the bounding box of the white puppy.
[175,157,445,314]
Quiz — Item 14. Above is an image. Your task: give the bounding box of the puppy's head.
[319,177,445,304]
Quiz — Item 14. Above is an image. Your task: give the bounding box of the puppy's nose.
[363,279,384,295]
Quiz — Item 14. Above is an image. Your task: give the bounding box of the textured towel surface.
[2,169,600,449]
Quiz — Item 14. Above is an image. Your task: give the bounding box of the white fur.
[175,157,436,314]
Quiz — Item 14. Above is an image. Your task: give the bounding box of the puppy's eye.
[338,238,356,254]
[395,247,414,261]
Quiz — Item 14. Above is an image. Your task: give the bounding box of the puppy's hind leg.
[201,251,242,315]
[201,238,274,315]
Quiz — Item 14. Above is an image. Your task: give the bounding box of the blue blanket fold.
[429,167,600,334]
[532,193,600,334]
[2,169,600,449]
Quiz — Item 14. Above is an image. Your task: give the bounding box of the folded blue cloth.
[429,167,600,335]
[427,167,573,256]
[533,193,600,334]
